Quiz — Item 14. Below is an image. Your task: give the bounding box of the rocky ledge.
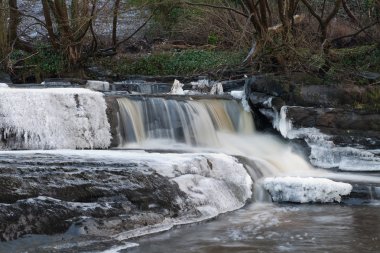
[0,150,252,242]
[247,74,380,171]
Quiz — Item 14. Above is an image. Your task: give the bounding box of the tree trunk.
[112,0,121,47]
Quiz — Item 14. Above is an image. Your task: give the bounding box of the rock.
[263,177,352,203]
[357,71,380,80]
[86,80,110,91]
[209,82,223,95]
[0,71,11,83]
[0,151,252,241]
[42,78,85,87]
[0,153,186,240]
[247,75,380,108]
[285,106,380,133]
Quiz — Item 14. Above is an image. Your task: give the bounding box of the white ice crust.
[170,79,185,95]
[272,106,380,171]
[2,150,252,222]
[86,80,110,91]
[230,90,244,99]
[263,177,352,203]
[230,90,251,112]
[0,88,111,149]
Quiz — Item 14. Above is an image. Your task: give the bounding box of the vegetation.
[97,49,245,76]
[0,0,379,83]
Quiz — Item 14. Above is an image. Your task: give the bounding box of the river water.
[1,88,380,252]
[2,200,378,252]
[131,202,380,253]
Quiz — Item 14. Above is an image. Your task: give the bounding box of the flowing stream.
[0,88,379,252]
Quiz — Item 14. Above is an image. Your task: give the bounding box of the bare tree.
[0,0,9,63]
[41,0,97,65]
[300,0,342,45]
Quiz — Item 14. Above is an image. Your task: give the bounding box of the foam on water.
[0,88,111,149]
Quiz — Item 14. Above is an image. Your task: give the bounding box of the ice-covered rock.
[210,82,223,95]
[86,80,110,91]
[170,79,185,95]
[230,90,244,99]
[0,150,253,240]
[191,79,209,92]
[0,88,111,149]
[0,83,9,88]
[230,90,251,112]
[263,177,352,203]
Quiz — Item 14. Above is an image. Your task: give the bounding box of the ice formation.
[209,82,224,95]
[230,90,251,112]
[86,80,110,91]
[263,177,352,203]
[171,153,253,218]
[190,79,209,92]
[170,79,185,94]
[3,149,252,223]
[230,90,244,99]
[271,106,380,171]
[0,88,111,149]
[0,83,9,88]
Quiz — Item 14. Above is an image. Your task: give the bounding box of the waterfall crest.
[117,97,254,147]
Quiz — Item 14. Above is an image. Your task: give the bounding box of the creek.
[0,82,378,252]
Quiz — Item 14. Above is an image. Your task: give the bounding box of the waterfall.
[116,97,254,147]
[0,88,111,149]
[116,96,317,179]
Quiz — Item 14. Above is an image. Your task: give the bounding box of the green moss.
[98,49,245,76]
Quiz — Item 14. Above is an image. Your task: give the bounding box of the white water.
[0,88,111,149]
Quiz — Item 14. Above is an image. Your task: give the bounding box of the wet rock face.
[248,74,380,109]
[247,75,380,170]
[284,107,380,148]
[0,153,186,241]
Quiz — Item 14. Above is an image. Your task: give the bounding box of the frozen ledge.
[263,177,352,203]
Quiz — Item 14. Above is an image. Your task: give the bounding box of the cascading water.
[115,96,315,178]
[116,97,254,148]
[0,86,379,253]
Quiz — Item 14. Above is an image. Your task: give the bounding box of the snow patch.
[0,83,9,88]
[0,88,111,149]
[263,177,352,203]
